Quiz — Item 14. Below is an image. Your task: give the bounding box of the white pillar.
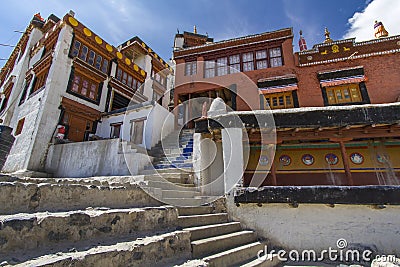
[222,127,244,193]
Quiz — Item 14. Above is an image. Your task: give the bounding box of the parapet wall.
[227,191,400,256]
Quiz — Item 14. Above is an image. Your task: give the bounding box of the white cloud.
[343,0,400,41]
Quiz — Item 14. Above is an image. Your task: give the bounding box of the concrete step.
[177,206,213,216]
[162,190,201,198]
[140,168,193,175]
[10,230,191,266]
[191,230,257,258]
[143,174,189,184]
[0,206,177,256]
[203,241,266,267]
[0,181,160,215]
[146,181,196,191]
[239,254,282,267]
[161,197,204,207]
[183,222,242,241]
[178,213,228,228]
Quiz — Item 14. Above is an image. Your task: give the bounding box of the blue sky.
[0,0,398,67]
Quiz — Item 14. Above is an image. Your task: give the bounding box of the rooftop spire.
[324,27,333,43]
[298,30,308,51]
[374,20,389,38]
[194,25,197,34]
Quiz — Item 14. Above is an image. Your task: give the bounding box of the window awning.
[320,75,366,87]
[259,84,298,95]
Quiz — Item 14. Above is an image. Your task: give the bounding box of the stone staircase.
[175,206,280,267]
[146,128,195,170]
[138,129,218,207]
[0,175,280,266]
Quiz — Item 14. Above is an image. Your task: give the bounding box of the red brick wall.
[296,53,400,106]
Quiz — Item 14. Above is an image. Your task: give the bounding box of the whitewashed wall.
[96,102,174,150]
[45,139,151,177]
[227,194,400,255]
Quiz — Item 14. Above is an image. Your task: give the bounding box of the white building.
[0,12,174,176]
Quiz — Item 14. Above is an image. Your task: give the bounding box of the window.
[242,52,254,72]
[153,72,166,88]
[204,60,215,78]
[19,79,31,105]
[153,91,161,101]
[110,123,122,139]
[326,84,362,105]
[269,47,282,67]
[95,55,102,70]
[71,40,109,74]
[264,92,294,109]
[15,118,25,136]
[229,55,240,73]
[101,59,109,73]
[217,57,228,76]
[0,98,8,113]
[115,67,139,91]
[70,73,99,101]
[71,40,81,57]
[88,50,95,65]
[79,45,88,61]
[31,70,49,94]
[256,50,268,70]
[184,61,197,76]
[131,119,145,145]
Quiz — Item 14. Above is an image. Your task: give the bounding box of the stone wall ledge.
[234,185,400,205]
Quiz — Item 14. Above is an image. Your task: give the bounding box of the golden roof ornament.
[324,27,333,43]
[374,20,389,38]
[194,25,197,34]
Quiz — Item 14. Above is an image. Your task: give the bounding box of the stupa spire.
[324,27,333,43]
[374,20,389,38]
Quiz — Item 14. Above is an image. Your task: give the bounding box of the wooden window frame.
[15,117,25,136]
[130,117,146,145]
[69,72,100,102]
[31,69,49,95]
[256,50,268,70]
[242,52,254,72]
[228,54,240,74]
[204,60,216,78]
[184,61,197,76]
[264,91,294,109]
[216,57,228,76]
[269,47,283,68]
[115,67,139,91]
[325,83,363,105]
[110,122,123,139]
[70,39,109,74]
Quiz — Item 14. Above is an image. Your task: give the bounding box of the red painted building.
[177,24,400,186]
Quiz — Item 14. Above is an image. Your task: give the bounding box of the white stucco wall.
[96,104,152,144]
[227,195,400,255]
[3,23,111,173]
[45,139,151,177]
[145,102,174,149]
[96,102,174,150]
[0,27,43,127]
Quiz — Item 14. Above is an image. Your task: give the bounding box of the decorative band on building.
[259,84,298,94]
[320,75,366,87]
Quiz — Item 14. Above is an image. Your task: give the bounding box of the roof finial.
[298,30,308,51]
[324,27,333,43]
[374,20,389,38]
[194,25,197,34]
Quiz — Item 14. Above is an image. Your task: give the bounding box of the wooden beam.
[270,160,277,186]
[339,141,354,186]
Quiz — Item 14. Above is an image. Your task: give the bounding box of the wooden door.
[68,115,88,142]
